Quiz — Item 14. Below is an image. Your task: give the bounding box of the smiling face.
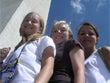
[20,12,44,38]
[78,24,99,49]
[51,24,69,45]
[51,21,73,45]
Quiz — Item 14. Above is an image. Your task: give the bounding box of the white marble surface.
[0,0,51,49]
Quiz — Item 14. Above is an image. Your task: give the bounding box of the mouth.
[24,26,32,29]
[82,39,91,43]
[55,36,64,40]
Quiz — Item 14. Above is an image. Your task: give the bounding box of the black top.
[49,40,82,83]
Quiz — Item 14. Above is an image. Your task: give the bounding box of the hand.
[0,47,11,63]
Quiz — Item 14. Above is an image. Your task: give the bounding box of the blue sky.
[46,0,110,48]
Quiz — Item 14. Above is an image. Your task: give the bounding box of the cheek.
[51,33,55,38]
[62,33,69,40]
[64,32,69,37]
[33,25,41,32]
[78,36,83,42]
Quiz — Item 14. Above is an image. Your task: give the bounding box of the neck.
[56,41,66,48]
[84,47,97,59]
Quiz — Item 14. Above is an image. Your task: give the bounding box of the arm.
[69,46,85,83]
[34,46,55,83]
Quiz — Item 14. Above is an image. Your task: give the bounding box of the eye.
[79,32,96,36]
[31,19,39,23]
[79,32,85,36]
[60,29,67,32]
[25,19,29,22]
[53,30,58,33]
[31,20,36,23]
[88,33,96,36]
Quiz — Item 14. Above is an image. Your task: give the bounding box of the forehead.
[54,23,69,30]
[80,25,95,31]
[25,13,40,20]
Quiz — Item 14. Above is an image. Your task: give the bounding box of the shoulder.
[38,36,53,43]
[102,46,110,51]
[38,35,55,48]
[40,35,52,40]
[100,46,110,70]
[101,46,110,55]
[101,46,110,62]
[64,39,83,52]
[65,39,80,46]
[64,39,83,49]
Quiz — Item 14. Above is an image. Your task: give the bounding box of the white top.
[85,49,110,83]
[3,36,56,83]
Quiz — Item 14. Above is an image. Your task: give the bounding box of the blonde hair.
[15,12,45,50]
[51,20,73,39]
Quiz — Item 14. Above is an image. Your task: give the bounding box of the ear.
[96,37,99,44]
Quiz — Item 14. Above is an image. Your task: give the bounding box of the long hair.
[15,12,45,50]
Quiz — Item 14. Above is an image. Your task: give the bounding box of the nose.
[57,30,61,33]
[26,20,32,24]
[85,34,89,37]
[28,21,32,24]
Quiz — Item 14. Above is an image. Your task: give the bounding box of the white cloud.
[83,0,107,11]
[70,0,85,14]
[70,0,107,13]
[97,0,107,10]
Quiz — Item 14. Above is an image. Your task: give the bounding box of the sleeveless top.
[49,40,82,83]
[85,49,110,83]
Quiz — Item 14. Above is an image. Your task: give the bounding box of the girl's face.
[51,24,70,45]
[22,13,41,37]
[78,25,99,48]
